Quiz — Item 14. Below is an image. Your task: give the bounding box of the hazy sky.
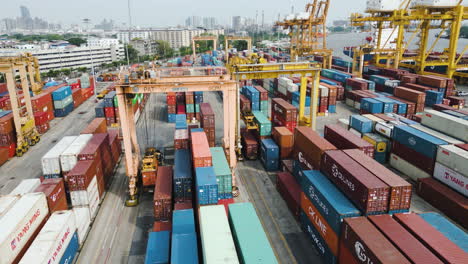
[0,0,366,27]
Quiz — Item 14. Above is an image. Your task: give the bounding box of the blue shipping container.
[328,105,336,113]
[386,98,407,114]
[104,91,116,107]
[300,211,337,264]
[260,139,279,171]
[244,86,260,102]
[52,86,72,101]
[191,128,204,133]
[59,232,79,264]
[195,167,218,205]
[392,125,448,159]
[369,75,389,86]
[349,115,373,134]
[174,150,193,201]
[175,114,187,129]
[373,97,395,113]
[301,170,361,235]
[95,101,105,117]
[0,110,12,118]
[168,114,176,123]
[54,102,74,117]
[145,231,170,264]
[418,212,468,253]
[173,209,195,235]
[251,101,260,111]
[171,233,198,264]
[320,79,337,86]
[360,98,383,114]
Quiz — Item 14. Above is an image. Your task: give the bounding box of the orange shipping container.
[81,118,107,134]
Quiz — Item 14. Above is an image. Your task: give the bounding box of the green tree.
[156,41,174,59]
[125,44,140,63]
[460,26,468,38]
[77,67,88,73]
[67,37,87,46]
[61,68,71,76]
[179,46,192,56]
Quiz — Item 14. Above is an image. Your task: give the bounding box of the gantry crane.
[276,0,333,67]
[192,35,218,59]
[350,0,468,80]
[224,36,254,66]
[0,53,42,156]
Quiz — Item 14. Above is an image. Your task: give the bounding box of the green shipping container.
[195,104,200,113]
[210,147,232,196]
[321,69,335,79]
[113,96,118,107]
[228,203,278,264]
[260,101,269,116]
[186,104,195,113]
[253,111,271,136]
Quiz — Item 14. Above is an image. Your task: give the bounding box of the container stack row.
[166,91,204,123]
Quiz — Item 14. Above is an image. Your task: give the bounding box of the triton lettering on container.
[321,150,389,214]
[154,166,173,221]
[392,125,448,160]
[145,231,170,264]
[422,110,468,142]
[195,167,218,205]
[59,231,79,264]
[199,205,239,264]
[20,210,76,264]
[174,150,193,202]
[324,124,375,158]
[394,213,468,263]
[341,217,411,264]
[436,144,468,176]
[367,215,442,264]
[360,98,383,114]
[277,172,301,219]
[260,139,279,171]
[349,115,373,134]
[301,170,360,248]
[416,178,468,229]
[343,149,412,212]
[293,127,337,171]
[228,203,277,264]
[0,193,49,264]
[418,212,468,253]
[253,111,272,137]
[210,147,232,199]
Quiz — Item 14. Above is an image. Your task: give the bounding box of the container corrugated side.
[418,212,468,253]
[392,125,448,159]
[394,213,468,263]
[433,162,467,196]
[58,231,79,264]
[301,170,361,235]
[0,195,19,218]
[70,176,100,218]
[421,110,468,141]
[0,193,49,264]
[436,145,468,176]
[410,124,464,145]
[199,205,239,264]
[172,209,195,235]
[41,136,77,175]
[228,203,277,264]
[60,134,93,172]
[9,179,41,195]
[72,206,91,245]
[20,210,76,264]
[145,231,170,264]
[389,153,431,181]
[171,233,198,264]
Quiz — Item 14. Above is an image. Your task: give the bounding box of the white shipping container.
[0,193,49,264]
[53,95,73,109]
[60,134,93,172]
[433,162,468,197]
[70,176,99,218]
[42,136,77,175]
[9,179,41,195]
[345,98,354,107]
[436,145,468,175]
[20,210,76,264]
[348,127,362,138]
[354,102,361,110]
[0,195,19,219]
[73,207,91,245]
[199,205,239,264]
[421,110,468,142]
[412,0,459,7]
[375,121,393,138]
[367,0,404,11]
[362,114,385,125]
[319,85,329,97]
[389,153,431,181]
[337,118,350,129]
[410,124,464,145]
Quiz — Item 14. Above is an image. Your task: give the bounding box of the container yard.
[1,0,468,264]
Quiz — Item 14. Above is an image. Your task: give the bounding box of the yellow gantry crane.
[0,53,42,156]
[351,0,468,80]
[276,0,333,67]
[192,35,218,58]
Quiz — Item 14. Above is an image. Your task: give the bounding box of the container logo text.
[355,241,373,264]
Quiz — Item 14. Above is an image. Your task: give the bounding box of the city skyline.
[0,0,366,28]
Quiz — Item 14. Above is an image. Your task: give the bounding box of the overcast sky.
[0,0,366,27]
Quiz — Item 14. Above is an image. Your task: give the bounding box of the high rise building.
[203,17,217,29]
[185,16,202,28]
[232,16,243,31]
[20,6,31,19]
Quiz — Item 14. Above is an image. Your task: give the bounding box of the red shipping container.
[254,85,268,101]
[199,103,215,128]
[404,83,437,93]
[417,75,447,89]
[239,94,251,113]
[0,143,15,158]
[36,123,50,134]
[272,127,294,159]
[153,166,173,221]
[31,92,52,110]
[293,126,336,170]
[191,132,212,168]
[166,92,176,105]
[455,144,468,151]
[174,202,193,211]
[0,131,15,147]
[394,86,426,104]
[167,105,176,114]
[0,148,8,166]
[271,98,297,122]
[34,112,48,126]
[104,107,115,118]
[241,130,258,160]
[344,149,412,211]
[416,178,468,229]
[185,92,194,104]
[142,170,157,187]
[368,215,443,264]
[321,150,389,213]
[394,213,468,263]
[324,124,374,158]
[387,96,416,114]
[64,160,97,191]
[34,178,68,213]
[392,141,435,174]
[346,78,368,90]
[341,217,411,264]
[217,198,235,215]
[0,114,14,134]
[176,104,186,114]
[276,172,300,219]
[153,221,172,232]
[174,129,189,150]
